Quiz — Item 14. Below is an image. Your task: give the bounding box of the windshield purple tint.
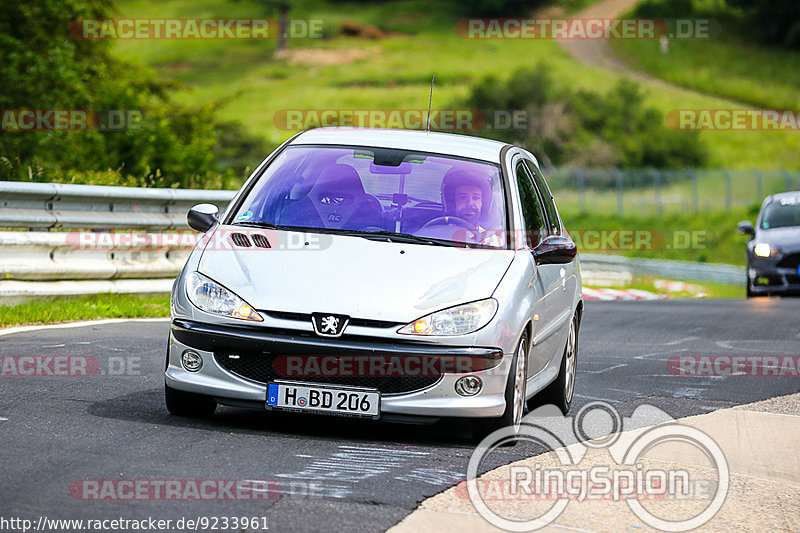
[233,146,507,247]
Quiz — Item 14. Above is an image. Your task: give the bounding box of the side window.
[525,161,561,235]
[515,162,547,248]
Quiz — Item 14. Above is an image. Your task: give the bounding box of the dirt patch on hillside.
[273,47,379,66]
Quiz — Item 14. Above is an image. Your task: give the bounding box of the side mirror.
[533,235,577,265]
[187,203,219,232]
[737,221,755,238]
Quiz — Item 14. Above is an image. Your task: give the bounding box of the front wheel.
[165,383,217,418]
[471,332,528,442]
[528,312,578,415]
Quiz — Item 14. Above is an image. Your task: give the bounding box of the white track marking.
[583,288,665,300]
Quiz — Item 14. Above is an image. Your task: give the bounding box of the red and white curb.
[582,288,666,301]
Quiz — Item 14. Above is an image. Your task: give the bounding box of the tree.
[0,0,265,187]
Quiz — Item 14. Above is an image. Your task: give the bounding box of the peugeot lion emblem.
[311,313,349,337]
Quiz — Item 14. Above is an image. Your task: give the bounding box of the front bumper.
[165,319,512,418]
[748,259,800,295]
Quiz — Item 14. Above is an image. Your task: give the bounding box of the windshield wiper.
[341,230,465,247]
[231,221,309,231]
[231,222,465,247]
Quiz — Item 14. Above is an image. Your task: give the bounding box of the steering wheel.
[419,216,478,232]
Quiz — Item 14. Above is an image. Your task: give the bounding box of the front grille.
[263,310,402,329]
[785,273,800,285]
[215,350,441,395]
[777,253,800,269]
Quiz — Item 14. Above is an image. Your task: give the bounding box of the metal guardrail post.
[754,169,762,202]
[724,170,732,210]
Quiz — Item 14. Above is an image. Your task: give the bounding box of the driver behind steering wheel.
[441,168,503,247]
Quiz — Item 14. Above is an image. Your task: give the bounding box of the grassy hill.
[112,0,800,170]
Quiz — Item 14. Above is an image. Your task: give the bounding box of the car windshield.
[231,145,507,247]
[760,199,800,229]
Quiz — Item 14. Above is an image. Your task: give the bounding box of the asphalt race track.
[1,299,799,532]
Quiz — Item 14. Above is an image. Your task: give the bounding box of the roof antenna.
[425,75,435,132]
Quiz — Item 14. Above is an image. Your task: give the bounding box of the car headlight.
[398,299,498,336]
[753,243,773,258]
[186,272,263,322]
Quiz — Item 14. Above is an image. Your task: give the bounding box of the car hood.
[755,226,800,252]
[197,228,516,322]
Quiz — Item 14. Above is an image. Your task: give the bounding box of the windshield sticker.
[236,210,253,221]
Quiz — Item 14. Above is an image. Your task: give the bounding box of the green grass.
[110,0,800,169]
[585,276,744,298]
[562,209,754,265]
[549,168,799,218]
[611,35,800,111]
[0,293,170,328]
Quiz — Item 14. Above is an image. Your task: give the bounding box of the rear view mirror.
[187,203,219,232]
[533,235,577,265]
[737,220,755,238]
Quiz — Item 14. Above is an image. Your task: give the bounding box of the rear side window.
[516,162,547,248]
[524,160,560,235]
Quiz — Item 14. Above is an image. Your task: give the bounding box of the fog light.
[455,376,482,396]
[181,350,203,372]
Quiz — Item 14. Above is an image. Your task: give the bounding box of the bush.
[0,0,267,188]
[633,0,800,49]
[460,65,707,169]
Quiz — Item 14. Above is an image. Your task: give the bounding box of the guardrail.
[581,253,744,285]
[0,180,237,301]
[0,181,745,301]
[0,181,235,230]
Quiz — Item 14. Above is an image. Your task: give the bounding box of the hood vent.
[230,232,252,247]
[251,233,271,248]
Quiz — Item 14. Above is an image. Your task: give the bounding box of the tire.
[165,383,217,418]
[471,332,528,442]
[527,312,578,415]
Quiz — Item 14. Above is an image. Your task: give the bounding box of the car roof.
[765,191,800,204]
[289,127,510,163]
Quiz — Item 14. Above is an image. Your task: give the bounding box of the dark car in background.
[738,192,800,297]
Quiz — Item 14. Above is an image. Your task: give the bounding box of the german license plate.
[266,381,380,419]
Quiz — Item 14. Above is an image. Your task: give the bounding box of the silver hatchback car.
[165,128,583,438]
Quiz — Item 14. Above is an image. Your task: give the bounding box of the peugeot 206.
[165,127,583,438]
